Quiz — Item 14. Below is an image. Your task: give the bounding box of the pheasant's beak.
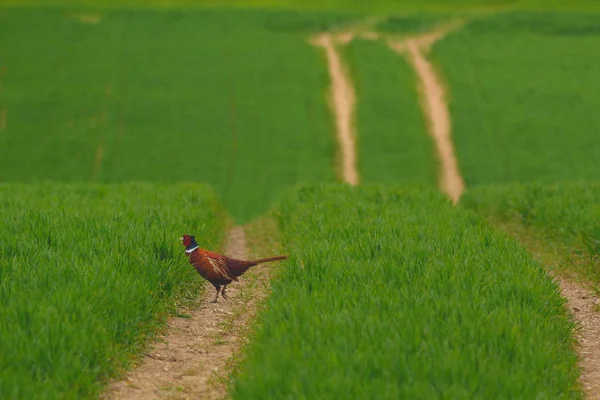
[178,237,183,242]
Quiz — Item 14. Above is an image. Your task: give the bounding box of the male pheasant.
[180,234,287,303]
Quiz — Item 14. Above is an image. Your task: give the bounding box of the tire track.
[495,221,600,399]
[387,21,465,204]
[311,33,359,186]
[310,21,465,202]
[557,276,600,398]
[104,226,271,400]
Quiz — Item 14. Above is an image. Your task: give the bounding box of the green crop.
[2,0,600,13]
[0,183,225,399]
[231,185,579,399]
[433,12,600,185]
[462,182,600,277]
[0,8,344,222]
[345,40,436,185]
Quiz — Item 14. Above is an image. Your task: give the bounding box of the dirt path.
[105,226,271,400]
[494,222,600,398]
[387,22,465,204]
[556,276,600,398]
[310,21,464,201]
[311,33,359,186]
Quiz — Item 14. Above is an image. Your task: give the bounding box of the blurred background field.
[0,8,346,222]
[3,0,600,12]
[346,40,437,185]
[434,12,600,185]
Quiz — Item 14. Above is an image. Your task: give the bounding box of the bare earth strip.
[388,22,465,204]
[310,21,464,200]
[311,33,359,186]
[495,222,600,399]
[557,276,600,398]
[105,226,271,400]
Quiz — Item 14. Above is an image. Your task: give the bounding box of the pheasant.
[179,234,287,303]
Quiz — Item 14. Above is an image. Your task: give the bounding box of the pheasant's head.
[179,234,199,253]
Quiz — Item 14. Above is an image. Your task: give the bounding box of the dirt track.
[557,276,600,398]
[311,33,359,186]
[501,223,600,399]
[104,18,600,400]
[105,227,270,400]
[311,22,465,202]
[387,22,465,204]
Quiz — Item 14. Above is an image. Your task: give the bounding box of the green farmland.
[4,0,600,13]
[462,182,600,282]
[1,0,600,398]
[346,40,437,185]
[434,12,600,185]
[0,183,224,399]
[0,8,345,222]
[232,185,579,398]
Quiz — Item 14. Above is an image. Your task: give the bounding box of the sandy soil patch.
[311,33,359,186]
[495,221,600,399]
[557,276,600,398]
[387,22,465,204]
[311,20,465,201]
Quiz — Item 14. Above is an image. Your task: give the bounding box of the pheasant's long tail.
[226,255,287,277]
[249,255,287,265]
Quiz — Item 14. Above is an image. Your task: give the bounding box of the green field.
[462,183,600,282]
[346,39,436,185]
[231,185,579,398]
[434,12,600,185]
[3,0,600,13]
[0,183,224,399]
[0,8,345,222]
[2,0,600,398]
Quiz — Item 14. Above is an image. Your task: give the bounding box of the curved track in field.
[105,18,600,400]
[314,20,600,398]
[311,33,359,186]
[311,21,465,202]
[387,21,465,204]
[105,226,273,400]
[557,276,600,398]
[502,224,600,399]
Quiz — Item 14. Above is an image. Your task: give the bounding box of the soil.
[310,33,359,186]
[102,18,600,400]
[387,22,465,204]
[556,276,600,398]
[310,21,465,202]
[497,222,600,399]
[104,226,273,400]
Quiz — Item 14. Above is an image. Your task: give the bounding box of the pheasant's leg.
[211,285,221,303]
[221,285,229,300]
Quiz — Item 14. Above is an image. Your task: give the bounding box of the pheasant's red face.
[181,235,193,247]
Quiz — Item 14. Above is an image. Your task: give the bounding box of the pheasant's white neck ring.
[185,246,199,254]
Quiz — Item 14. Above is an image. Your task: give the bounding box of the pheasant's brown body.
[182,237,286,303]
